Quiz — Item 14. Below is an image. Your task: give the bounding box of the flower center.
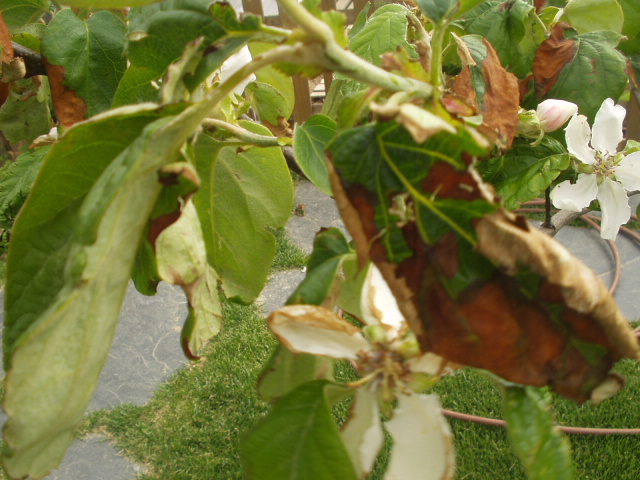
[355,348,412,393]
[593,152,617,179]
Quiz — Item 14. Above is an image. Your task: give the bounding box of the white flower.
[267,264,454,480]
[551,98,640,240]
[537,99,578,133]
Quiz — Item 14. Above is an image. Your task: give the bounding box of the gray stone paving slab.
[90,282,189,410]
[43,435,143,480]
[286,180,348,254]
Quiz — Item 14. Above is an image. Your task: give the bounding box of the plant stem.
[151,44,305,159]
[276,0,433,98]
[542,186,552,229]
[202,118,285,147]
[429,21,448,102]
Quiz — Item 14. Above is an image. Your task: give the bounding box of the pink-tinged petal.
[615,152,640,192]
[550,174,598,212]
[596,177,630,240]
[361,264,405,336]
[341,386,384,479]
[267,305,370,360]
[385,394,455,480]
[537,99,578,132]
[591,98,626,155]
[565,114,596,165]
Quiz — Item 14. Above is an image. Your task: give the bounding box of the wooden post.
[279,3,314,124]
[627,88,640,142]
[242,0,264,16]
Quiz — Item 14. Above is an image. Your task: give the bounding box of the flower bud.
[536,99,578,132]
[398,337,420,360]
[363,325,387,344]
[516,109,543,139]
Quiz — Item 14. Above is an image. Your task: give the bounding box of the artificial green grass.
[83,301,277,479]
[431,353,640,480]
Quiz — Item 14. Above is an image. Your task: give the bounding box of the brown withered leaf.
[329,154,640,404]
[0,11,13,64]
[533,23,577,98]
[44,60,87,128]
[0,81,9,107]
[452,39,519,148]
[479,40,519,147]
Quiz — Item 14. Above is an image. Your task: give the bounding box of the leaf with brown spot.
[533,23,577,98]
[44,60,87,128]
[329,121,639,403]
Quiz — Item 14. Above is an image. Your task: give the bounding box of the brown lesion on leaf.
[331,146,640,403]
[533,23,577,98]
[44,60,87,128]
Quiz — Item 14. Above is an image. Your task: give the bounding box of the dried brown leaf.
[479,39,520,148]
[330,155,640,403]
[451,40,519,147]
[0,11,13,64]
[533,23,577,98]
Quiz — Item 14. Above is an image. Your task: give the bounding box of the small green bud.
[363,325,387,344]
[398,338,420,360]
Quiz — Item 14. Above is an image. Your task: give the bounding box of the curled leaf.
[533,23,577,98]
[329,121,639,403]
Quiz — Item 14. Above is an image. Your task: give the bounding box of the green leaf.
[249,42,294,120]
[481,137,571,209]
[246,82,290,125]
[127,0,225,78]
[331,121,490,246]
[545,30,627,121]
[2,95,221,478]
[287,228,352,306]
[620,0,640,37]
[1,0,49,32]
[504,386,576,480]
[563,0,624,34]
[130,156,200,296]
[0,83,51,147]
[154,198,223,358]
[0,147,49,230]
[56,0,162,7]
[258,346,333,401]
[126,1,266,93]
[180,265,223,359]
[112,65,160,107]
[2,112,175,479]
[293,114,337,195]
[156,200,207,286]
[193,122,293,303]
[337,256,369,318]
[42,9,127,117]
[242,380,358,480]
[416,0,457,24]
[459,0,546,78]
[456,0,487,17]
[349,4,417,66]
[303,0,349,47]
